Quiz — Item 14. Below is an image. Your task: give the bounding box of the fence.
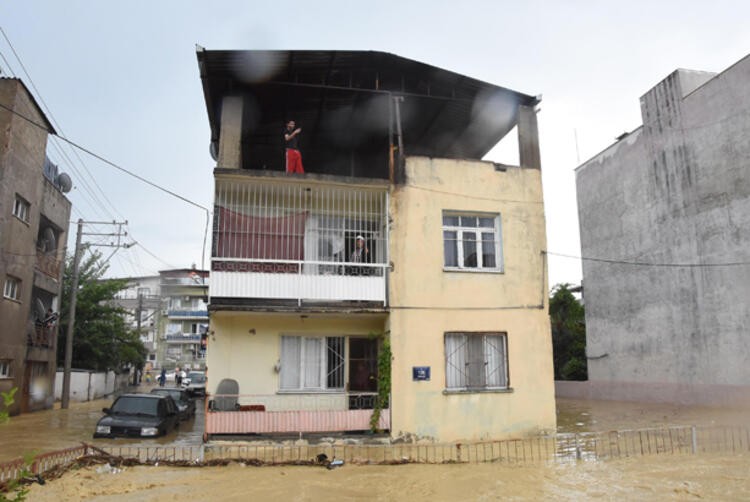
[2,425,750,488]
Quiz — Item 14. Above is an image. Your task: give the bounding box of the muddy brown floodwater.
[5,396,750,500]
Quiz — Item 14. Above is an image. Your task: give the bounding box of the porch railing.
[204,393,389,435]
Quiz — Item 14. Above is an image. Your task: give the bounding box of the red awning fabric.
[214,206,306,260]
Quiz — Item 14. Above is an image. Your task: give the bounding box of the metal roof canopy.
[197,49,538,178]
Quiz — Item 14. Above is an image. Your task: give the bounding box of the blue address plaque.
[412,366,431,381]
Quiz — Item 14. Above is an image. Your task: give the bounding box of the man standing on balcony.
[284,120,305,174]
[349,235,369,275]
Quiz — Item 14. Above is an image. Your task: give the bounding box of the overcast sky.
[3,1,749,287]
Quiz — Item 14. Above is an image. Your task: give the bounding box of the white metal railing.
[212,179,389,303]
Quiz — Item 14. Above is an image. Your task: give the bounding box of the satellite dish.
[35,298,47,320]
[209,141,218,161]
[41,227,57,253]
[56,172,73,193]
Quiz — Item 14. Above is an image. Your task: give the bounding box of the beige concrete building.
[0,78,72,414]
[198,50,554,441]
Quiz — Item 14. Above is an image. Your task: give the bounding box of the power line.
[0,26,121,220]
[0,100,210,271]
[544,251,750,268]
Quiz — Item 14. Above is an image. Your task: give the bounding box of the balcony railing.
[28,324,56,348]
[204,393,390,435]
[165,334,202,343]
[36,251,61,279]
[167,310,209,318]
[212,179,389,304]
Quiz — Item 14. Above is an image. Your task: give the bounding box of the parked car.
[150,387,195,421]
[182,371,206,396]
[94,393,179,438]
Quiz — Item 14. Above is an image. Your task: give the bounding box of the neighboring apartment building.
[199,49,554,441]
[0,78,72,413]
[576,54,750,405]
[159,268,209,371]
[113,275,162,368]
[112,269,209,373]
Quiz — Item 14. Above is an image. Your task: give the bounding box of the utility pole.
[61,219,83,409]
[134,291,143,385]
[61,219,132,409]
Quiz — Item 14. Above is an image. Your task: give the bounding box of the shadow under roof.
[197,49,538,172]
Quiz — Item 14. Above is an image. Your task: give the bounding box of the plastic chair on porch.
[211,378,240,411]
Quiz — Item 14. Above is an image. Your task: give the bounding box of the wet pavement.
[0,383,204,462]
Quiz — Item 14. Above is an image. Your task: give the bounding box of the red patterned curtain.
[214,207,306,260]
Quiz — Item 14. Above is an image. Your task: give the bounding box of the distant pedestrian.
[175,366,182,386]
[284,120,304,174]
[159,368,166,387]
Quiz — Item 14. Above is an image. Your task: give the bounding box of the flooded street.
[24,453,750,501]
[0,386,204,462]
[4,396,750,500]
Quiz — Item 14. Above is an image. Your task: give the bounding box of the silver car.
[182,371,206,396]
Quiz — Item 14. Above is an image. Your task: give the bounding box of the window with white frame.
[442,213,502,271]
[167,322,182,335]
[3,276,20,301]
[190,323,207,334]
[0,360,11,378]
[445,332,508,391]
[12,195,30,222]
[280,336,344,391]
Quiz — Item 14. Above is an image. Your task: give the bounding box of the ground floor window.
[280,336,345,391]
[445,332,508,391]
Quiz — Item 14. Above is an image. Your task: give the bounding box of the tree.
[550,284,587,381]
[57,251,146,372]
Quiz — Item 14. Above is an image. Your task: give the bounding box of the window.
[280,336,344,391]
[167,322,182,335]
[442,213,502,271]
[3,276,20,301]
[0,360,11,378]
[445,332,508,391]
[12,195,30,222]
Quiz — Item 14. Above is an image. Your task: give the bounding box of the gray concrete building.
[112,275,162,368]
[158,269,208,372]
[574,54,750,405]
[0,78,72,413]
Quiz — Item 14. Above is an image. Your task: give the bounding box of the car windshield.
[152,389,183,402]
[110,396,159,416]
[187,373,205,383]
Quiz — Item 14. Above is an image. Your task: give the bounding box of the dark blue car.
[94,394,179,438]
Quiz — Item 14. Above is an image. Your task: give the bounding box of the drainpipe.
[393,96,405,184]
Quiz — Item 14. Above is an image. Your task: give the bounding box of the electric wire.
[544,251,750,268]
[0,27,121,220]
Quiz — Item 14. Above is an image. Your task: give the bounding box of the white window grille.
[442,213,502,271]
[280,336,345,391]
[12,195,30,222]
[213,180,388,277]
[445,332,508,391]
[3,276,20,301]
[0,360,11,378]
